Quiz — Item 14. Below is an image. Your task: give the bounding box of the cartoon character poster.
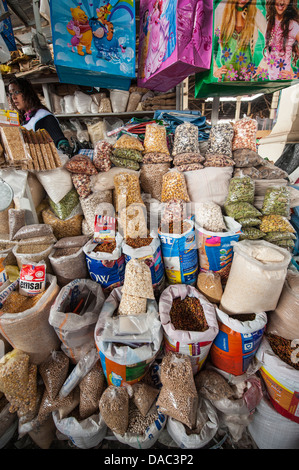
[50,0,136,89]
[137,0,213,92]
[195,0,299,98]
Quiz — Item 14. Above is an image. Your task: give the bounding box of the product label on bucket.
[19,263,46,297]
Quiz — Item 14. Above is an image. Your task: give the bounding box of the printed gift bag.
[137,0,213,92]
[50,0,136,90]
[195,0,299,98]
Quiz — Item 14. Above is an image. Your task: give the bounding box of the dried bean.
[39,351,69,400]
[8,209,26,241]
[114,172,144,212]
[173,153,204,166]
[176,162,204,172]
[99,385,129,435]
[266,333,299,370]
[232,149,264,167]
[72,174,92,199]
[65,155,98,175]
[205,122,234,157]
[140,163,170,200]
[172,122,200,156]
[204,154,235,167]
[127,401,159,434]
[232,117,258,152]
[169,296,208,332]
[93,140,113,172]
[195,201,226,232]
[142,152,172,164]
[79,361,105,419]
[132,383,158,417]
[194,369,234,400]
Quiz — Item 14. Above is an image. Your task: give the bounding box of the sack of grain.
[49,278,105,363]
[0,274,60,364]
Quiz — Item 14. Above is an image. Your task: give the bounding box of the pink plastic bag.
[137,0,213,92]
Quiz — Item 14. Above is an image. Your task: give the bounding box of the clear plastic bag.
[8,209,26,241]
[173,153,204,166]
[113,148,143,162]
[65,155,98,175]
[195,201,226,232]
[196,271,223,304]
[203,154,235,167]
[176,162,204,172]
[262,186,290,217]
[74,91,92,114]
[79,360,105,420]
[72,174,92,199]
[114,172,144,212]
[205,122,234,157]
[113,134,144,152]
[239,227,266,240]
[224,202,262,220]
[172,122,200,156]
[13,224,54,241]
[232,117,258,152]
[93,140,113,172]
[143,124,169,155]
[49,188,81,221]
[39,351,69,401]
[232,149,264,168]
[161,169,190,203]
[121,258,155,300]
[132,383,158,417]
[226,176,255,205]
[142,152,172,164]
[99,385,129,435]
[120,203,148,239]
[260,215,296,233]
[238,217,261,227]
[140,163,170,201]
[110,155,140,171]
[42,209,83,240]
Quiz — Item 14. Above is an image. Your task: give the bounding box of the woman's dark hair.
[7,76,49,123]
[265,0,299,63]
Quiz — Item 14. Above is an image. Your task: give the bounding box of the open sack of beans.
[0,275,60,364]
[83,233,125,294]
[159,285,219,374]
[94,285,163,386]
[49,235,90,287]
[49,278,105,364]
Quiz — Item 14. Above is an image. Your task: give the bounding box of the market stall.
[0,0,298,452]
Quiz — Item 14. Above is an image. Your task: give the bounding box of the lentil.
[169,296,208,332]
[232,117,258,152]
[267,333,299,370]
[143,123,169,155]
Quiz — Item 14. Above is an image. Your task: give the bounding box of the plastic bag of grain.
[220,240,291,314]
[49,278,105,363]
[0,275,60,364]
[166,396,219,449]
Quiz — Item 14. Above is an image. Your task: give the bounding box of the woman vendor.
[7,76,72,156]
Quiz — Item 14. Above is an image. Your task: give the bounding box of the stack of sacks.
[172,122,205,172]
[224,176,265,241]
[111,134,144,170]
[259,186,296,251]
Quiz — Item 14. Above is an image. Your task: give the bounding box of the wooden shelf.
[55,111,155,119]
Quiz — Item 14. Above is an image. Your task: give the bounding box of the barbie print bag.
[137,0,213,92]
[195,0,299,98]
